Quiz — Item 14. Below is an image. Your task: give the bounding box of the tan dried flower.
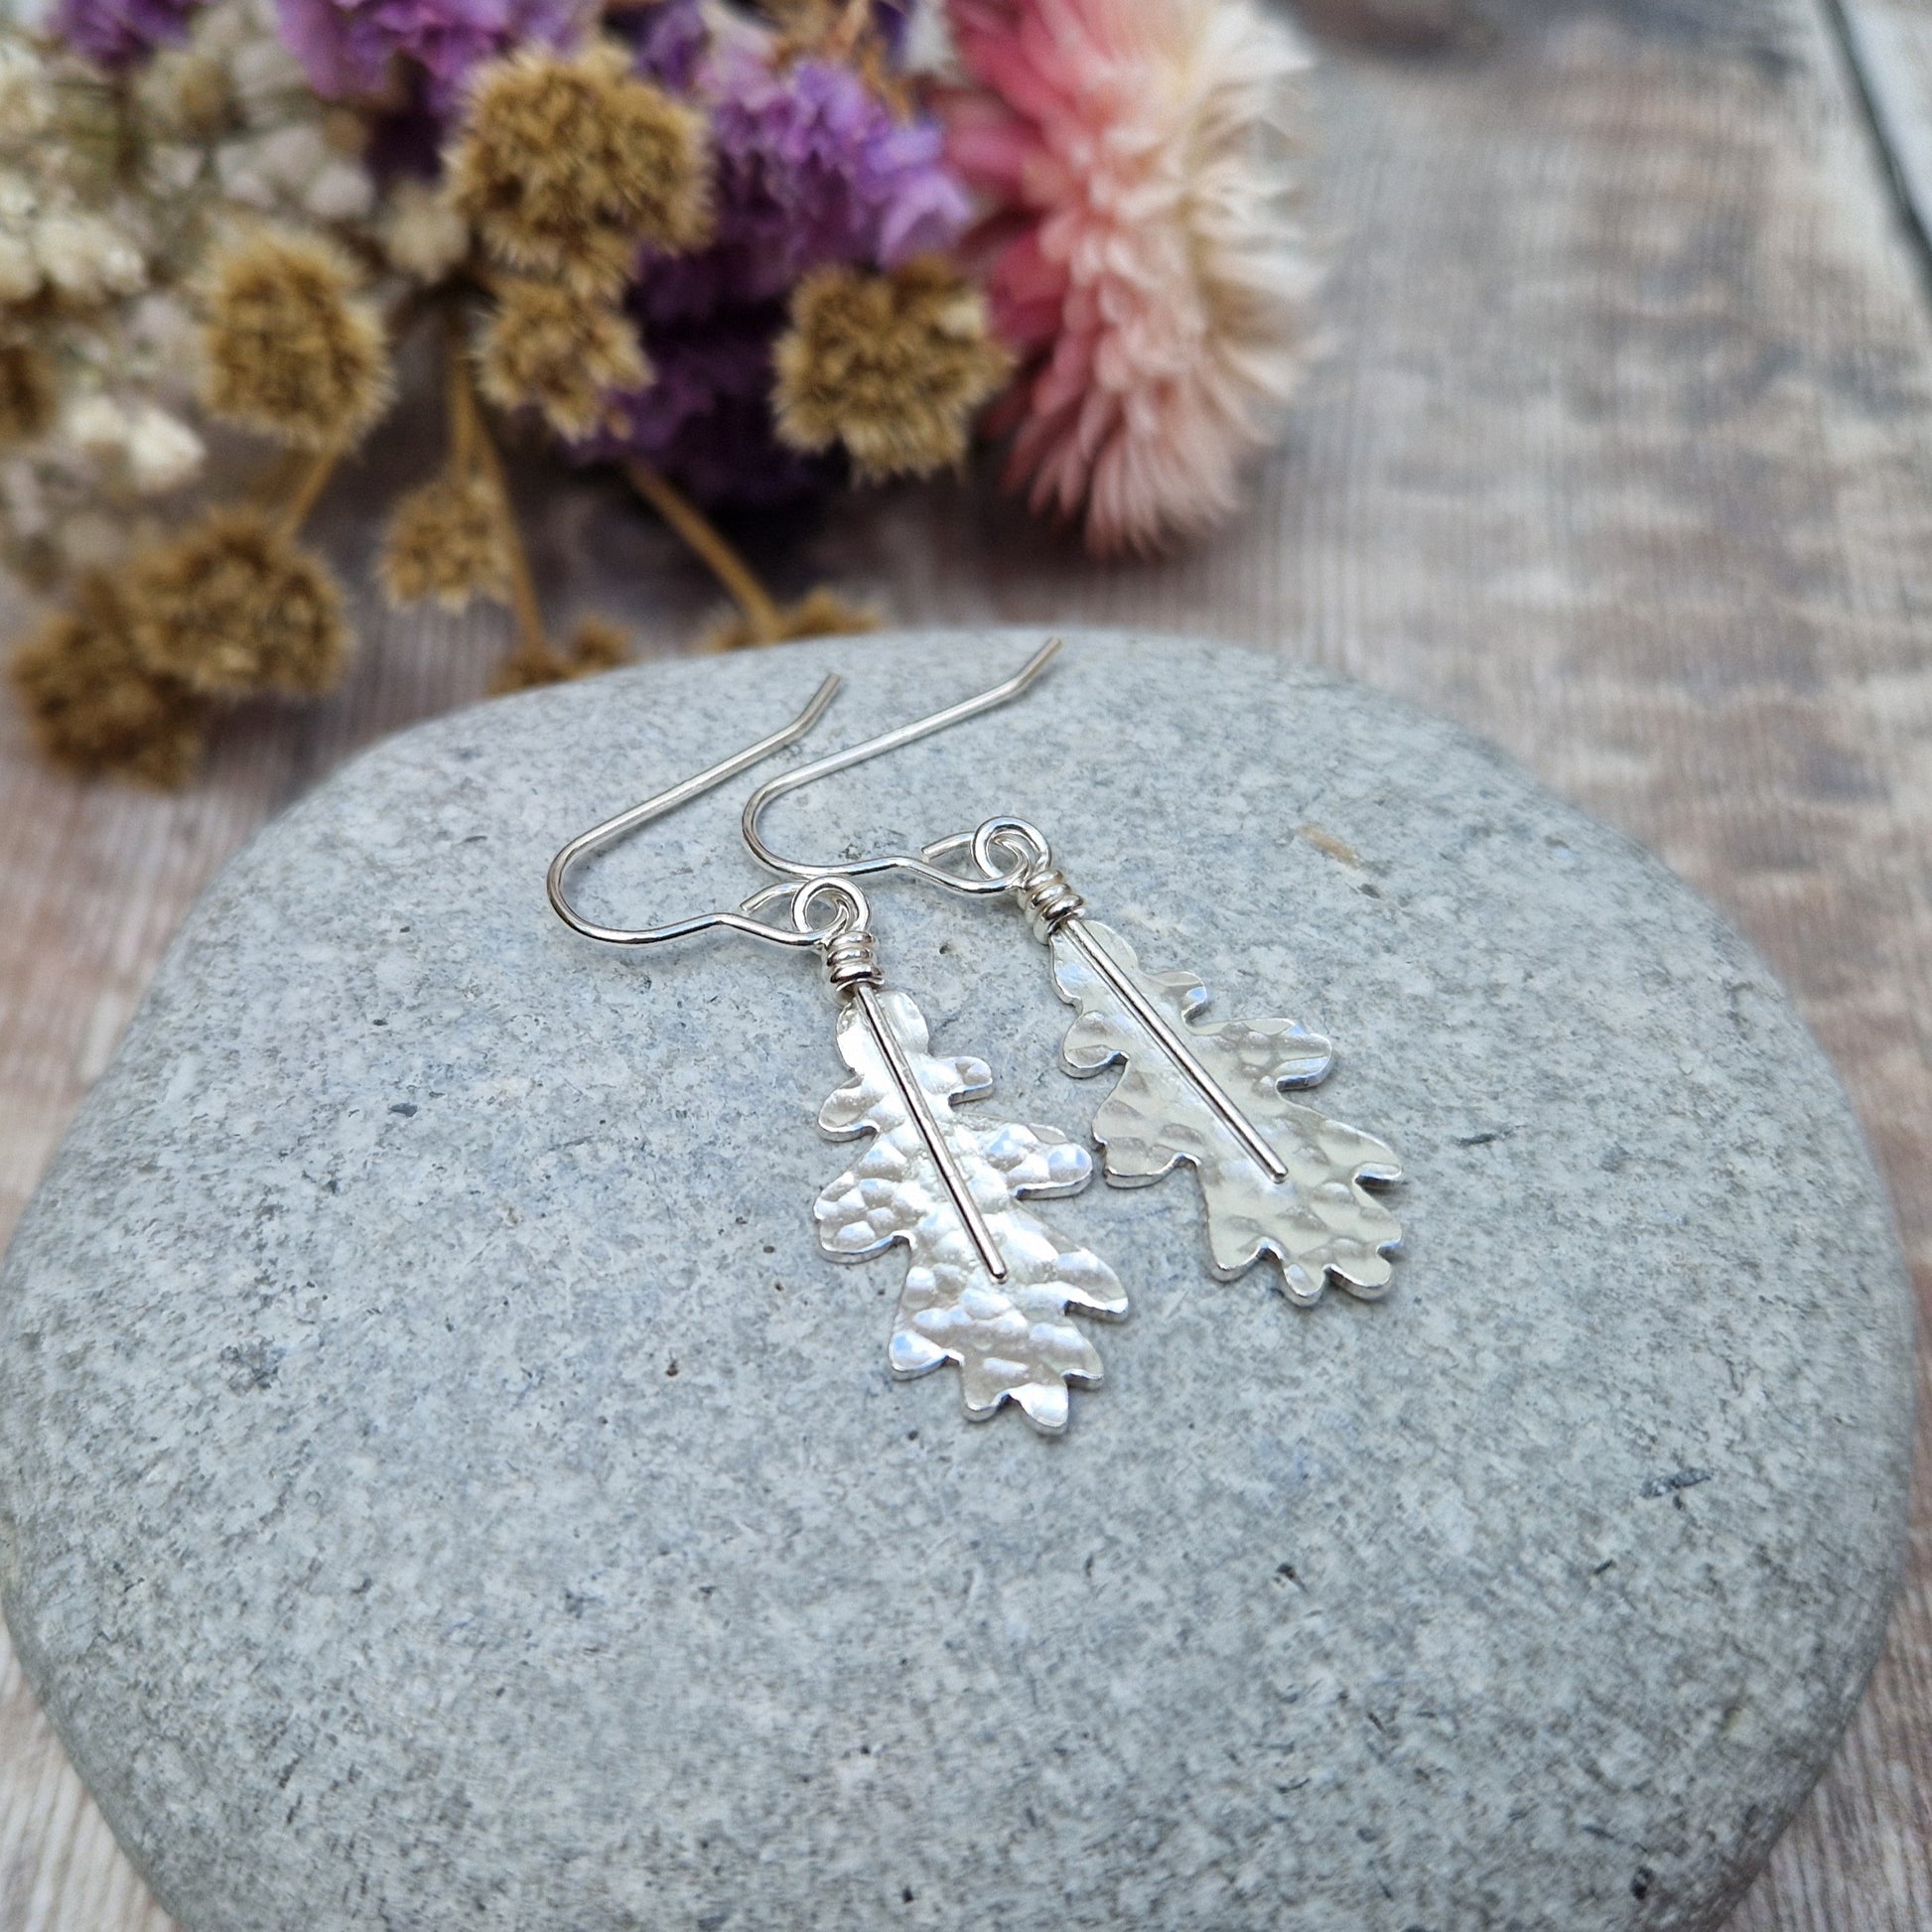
[129,506,350,695]
[0,341,56,447]
[773,258,1013,481]
[378,470,510,612]
[11,576,208,787]
[474,278,648,441]
[201,229,391,449]
[698,586,882,654]
[488,614,635,694]
[449,45,712,295]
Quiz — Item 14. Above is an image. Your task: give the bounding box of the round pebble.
[0,629,1911,1930]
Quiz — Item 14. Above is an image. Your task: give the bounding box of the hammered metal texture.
[1051,921,1403,1303]
[814,988,1128,1434]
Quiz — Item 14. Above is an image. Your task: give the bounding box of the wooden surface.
[3,0,1932,1922]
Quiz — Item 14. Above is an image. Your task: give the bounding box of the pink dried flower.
[946,0,1318,555]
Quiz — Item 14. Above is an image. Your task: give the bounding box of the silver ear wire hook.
[544,655,1132,1426]
[739,636,1063,895]
[735,653,1299,1189]
[548,673,845,949]
[544,675,1018,1282]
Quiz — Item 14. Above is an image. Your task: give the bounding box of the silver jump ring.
[739,875,872,945]
[972,818,1052,884]
[920,819,1051,890]
[792,876,869,939]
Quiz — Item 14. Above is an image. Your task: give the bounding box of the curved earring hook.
[739,636,1062,897]
[549,673,845,949]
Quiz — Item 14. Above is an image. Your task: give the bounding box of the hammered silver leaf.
[1051,922,1402,1305]
[815,989,1128,1434]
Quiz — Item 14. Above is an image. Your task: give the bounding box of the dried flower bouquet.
[1,0,1318,784]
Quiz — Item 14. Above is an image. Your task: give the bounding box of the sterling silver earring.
[548,677,1127,1436]
[741,641,1405,1308]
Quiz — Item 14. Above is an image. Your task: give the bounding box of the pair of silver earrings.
[549,639,1403,1436]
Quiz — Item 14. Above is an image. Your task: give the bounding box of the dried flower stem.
[279,444,343,535]
[462,354,548,655]
[622,459,783,643]
[446,309,480,474]
[250,447,311,513]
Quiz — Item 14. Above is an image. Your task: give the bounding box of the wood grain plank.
[3,0,1932,1923]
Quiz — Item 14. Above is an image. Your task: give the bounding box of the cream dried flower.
[12,573,209,786]
[773,259,1011,481]
[382,179,470,282]
[450,45,711,294]
[200,227,390,448]
[697,588,882,654]
[129,504,350,694]
[378,471,510,612]
[474,278,648,441]
[125,0,378,230]
[488,615,634,694]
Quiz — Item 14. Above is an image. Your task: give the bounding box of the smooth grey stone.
[0,629,1912,1932]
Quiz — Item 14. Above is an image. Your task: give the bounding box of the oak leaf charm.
[1051,921,1402,1304]
[815,989,1128,1434]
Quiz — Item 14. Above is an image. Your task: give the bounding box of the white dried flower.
[120,0,377,234]
[229,35,308,105]
[382,179,468,281]
[61,505,130,570]
[0,229,38,303]
[136,49,233,138]
[128,290,200,369]
[0,166,38,229]
[190,0,252,62]
[143,142,207,198]
[212,147,273,209]
[36,212,146,302]
[305,159,373,222]
[0,40,53,143]
[253,121,331,194]
[62,390,129,458]
[1,455,47,539]
[125,402,204,491]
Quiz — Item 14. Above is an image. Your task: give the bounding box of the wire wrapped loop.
[970,821,1084,939]
[1015,864,1085,941]
[823,926,885,995]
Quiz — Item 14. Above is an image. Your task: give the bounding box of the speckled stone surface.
[0,630,1914,1932]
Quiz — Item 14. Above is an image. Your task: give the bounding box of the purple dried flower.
[628,45,972,327]
[872,0,911,56]
[579,39,966,505]
[362,70,446,180]
[585,305,835,507]
[274,0,585,109]
[706,50,969,288]
[618,0,706,90]
[56,0,199,67]
[587,17,973,508]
